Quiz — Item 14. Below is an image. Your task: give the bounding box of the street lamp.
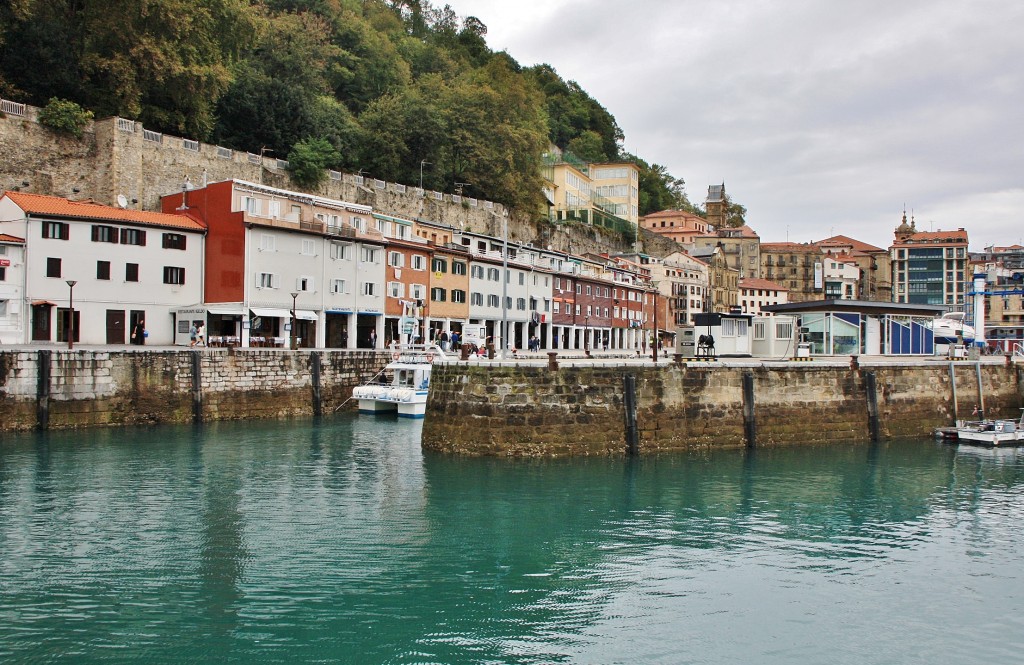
[419,160,430,191]
[65,280,77,350]
[651,283,659,363]
[290,291,299,350]
[500,210,508,359]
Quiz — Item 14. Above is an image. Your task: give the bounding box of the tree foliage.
[38,97,94,138]
[0,0,688,217]
[288,137,340,189]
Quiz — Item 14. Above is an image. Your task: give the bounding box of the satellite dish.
[117,194,128,208]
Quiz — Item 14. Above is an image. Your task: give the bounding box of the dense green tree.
[622,152,698,216]
[566,130,609,164]
[288,137,341,189]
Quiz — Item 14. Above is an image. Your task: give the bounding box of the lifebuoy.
[426,352,435,363]
[392,352,400,361]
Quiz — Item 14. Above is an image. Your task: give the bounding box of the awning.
[295,310,318,321]
[326,309,353,315]
[31,300,55,306]
[250,307,291,318]
[208,305,244,316]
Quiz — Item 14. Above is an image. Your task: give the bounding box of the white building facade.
[0,192,205,345]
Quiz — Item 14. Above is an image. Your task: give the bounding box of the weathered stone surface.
[422,362,1024,456]
[0,349,390,433]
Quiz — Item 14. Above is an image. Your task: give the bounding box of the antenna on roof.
[116,194,128,209]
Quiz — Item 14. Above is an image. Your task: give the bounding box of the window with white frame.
[776,321,793,340]
[411,284,425,300]
[471,265,483,278]
[388,251,404,268]
[260,234,275,251]
[553,301,561,314]
[516,298,526,310]
[331,279,347,294]
[723,319,736,337]
[430,287,446,302]
[396,225,411,240]
[361,247,379,263]
[487,267,500,281]
[388,282,404,298]
[257,272,278,289]
[296,276,314,292]
[452,290,466,303]
[241,195,261,215]
[471,292,483,306]
[453,261,467,275]
[487,294,500,307]
[363,282,376,296]
[163,266,185,285]
[351,216,366,232]
[301,239,316,256]
[754,321,766,340]
[330,242,350,260]
[411,255,426,270]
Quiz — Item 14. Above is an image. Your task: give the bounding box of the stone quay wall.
[0,349,388,432]
[422,360,1024,456]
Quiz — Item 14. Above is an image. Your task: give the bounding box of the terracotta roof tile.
[3,191,205,231]
[0,233,25,243]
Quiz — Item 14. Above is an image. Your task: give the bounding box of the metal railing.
[143,129,163,143]
[1,98,26,116]
[116,118,136,132]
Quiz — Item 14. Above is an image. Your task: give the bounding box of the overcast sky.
[449,0,1024,252]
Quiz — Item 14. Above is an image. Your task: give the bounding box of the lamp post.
[651,283,659,363]
[66,280,77,350]
[419,160,430,191]
[290,291,299,350]
[500,211,508,359]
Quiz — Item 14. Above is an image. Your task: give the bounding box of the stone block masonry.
[0,349,389,432]
[422,360,1024,456]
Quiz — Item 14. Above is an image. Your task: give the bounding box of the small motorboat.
[954,410,1024,447]
[930,312,975,345]
[352,345,444,418]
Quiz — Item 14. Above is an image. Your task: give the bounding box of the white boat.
[930,311,975,345]
[352,345,444,419]
[955,410,1024,446]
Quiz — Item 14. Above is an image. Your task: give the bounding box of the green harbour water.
[1,416,1023,664]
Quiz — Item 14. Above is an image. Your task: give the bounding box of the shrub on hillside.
[38,98,93,138]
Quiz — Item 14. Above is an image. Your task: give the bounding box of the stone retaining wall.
[422,360,1024,456]
[0,349,388,432]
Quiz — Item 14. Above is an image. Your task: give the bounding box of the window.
[363,282,376,296]
[331,279,347,294]
[163,266,185,285]
[125,263,139,282]
[411,284,426,300]
[487,294,500,307]
[97,260,110,280]
[471,265,484,278]
[453,261,467,276]
[120,228,146,246]
[46,257,61,278]
[330,242,350,260]
[754,321,766,340]
[471,292,483,306]
[260,234,275,252]
[431,287,446,302]
[361,247,379,263]
[351,216,366,232]
[487,268,500,281]
[241,195,260,214]
[452,290,466,303]
[42,221,69,240]
[776,321,793,340]
[388,281,404,298]
[516,298,526,310]
[388,251,404,268]
[518,273,525,285]
[432,258,447,273]
[256,272,278,289]
[162,233,186,250]
[411,255,426,270]
[0,300,5,316]
[576,284,582,294]
[0,267,5,281]
[92,225,118,243]
[301,239,315,256]
[296,276,314,292]
[553,301,561,314]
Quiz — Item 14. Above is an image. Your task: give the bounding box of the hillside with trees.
[0,0,697,218]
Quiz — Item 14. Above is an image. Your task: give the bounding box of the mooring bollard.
[461,343,470,361]
[624,375,639,455]
[547,351,558,370]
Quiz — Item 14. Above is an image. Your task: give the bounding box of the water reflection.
[0,420,1022,664]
